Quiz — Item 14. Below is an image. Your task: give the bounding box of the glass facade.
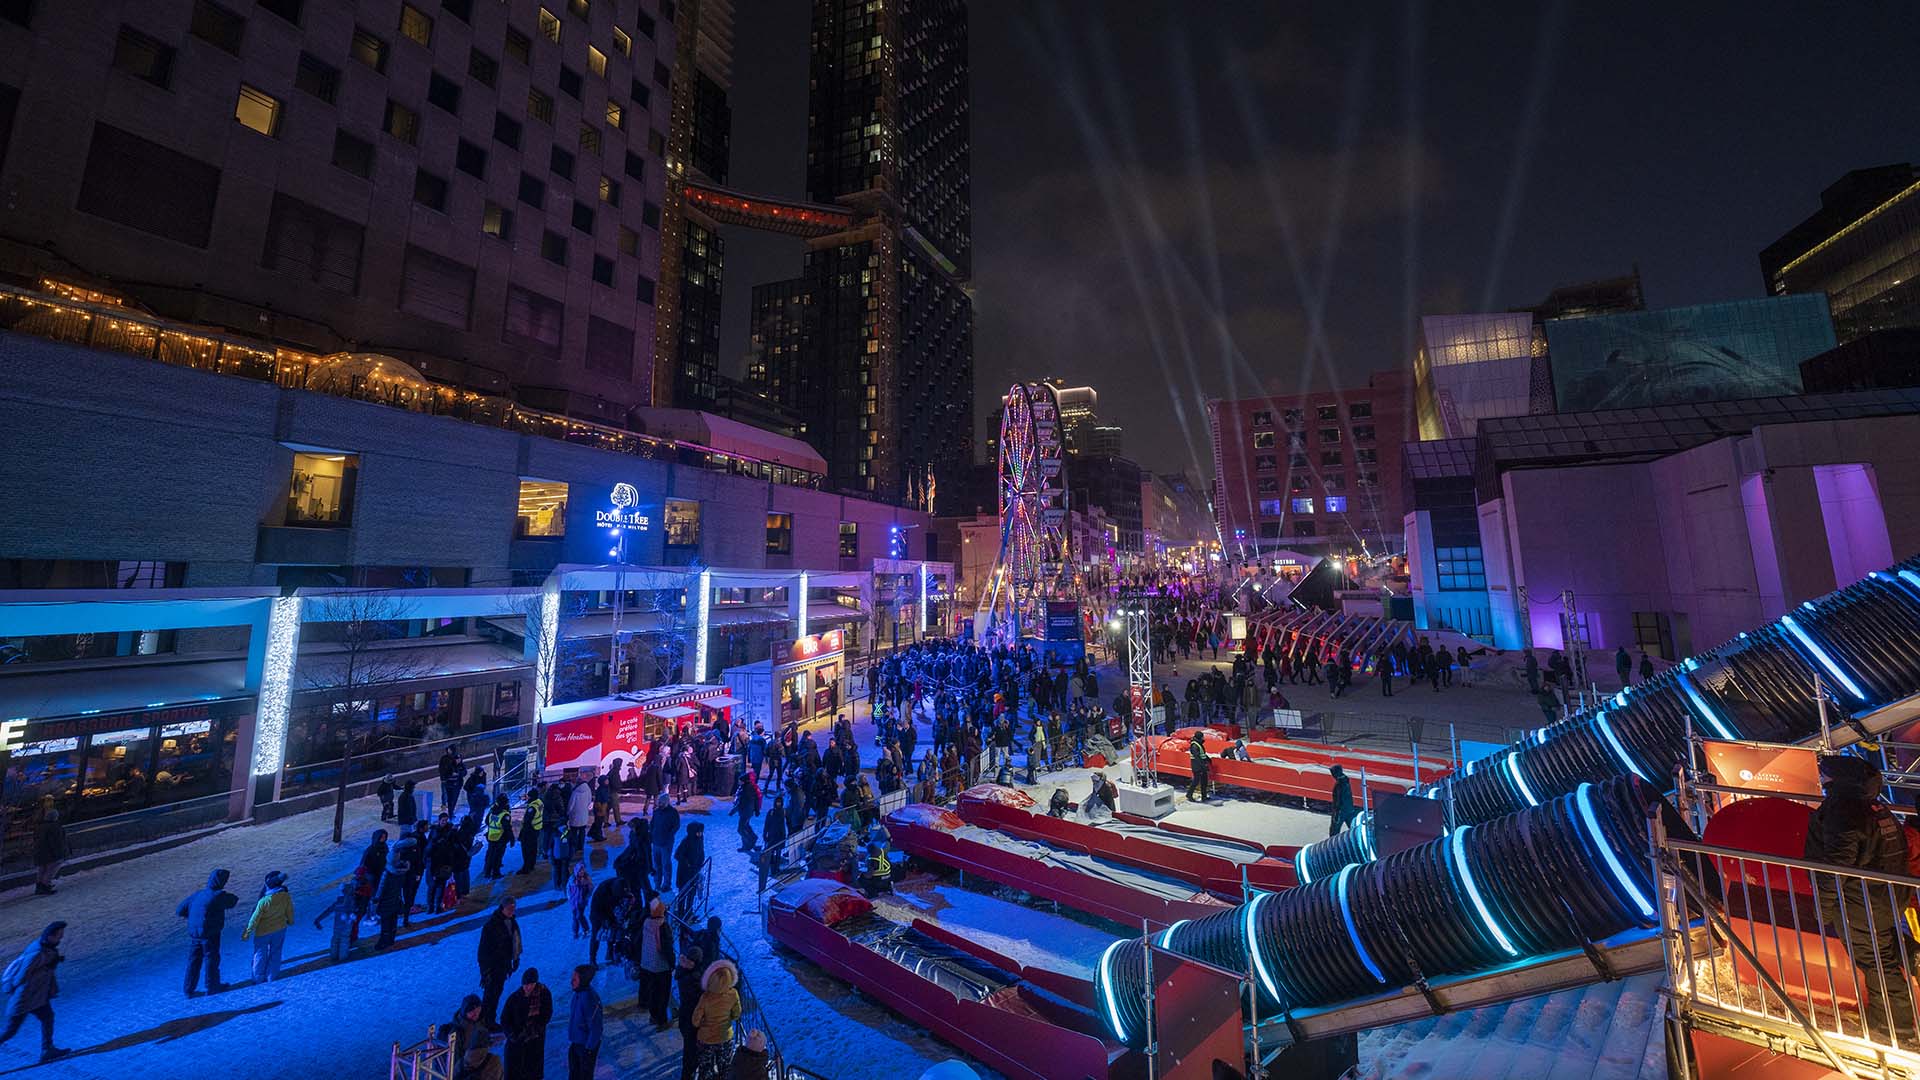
[1764,167,1920,344]
[1543,296,1834,413]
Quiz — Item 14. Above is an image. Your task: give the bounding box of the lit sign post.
[601,483,653,696]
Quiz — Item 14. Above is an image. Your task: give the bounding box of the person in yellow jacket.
[690,958,741,1079]
[516,787,545,876]
[482,794,512,880]
[241,870,293,983]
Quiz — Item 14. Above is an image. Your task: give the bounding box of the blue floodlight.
[1674,671,1737,740]
[1242,890,1282,1001]
[1505,752,1539,807]
[1447,825,1517,957]
[1157,919,1189,949]
[1096,939,1129,1042]
[1593,711,1650,782]
[1576,783,1654,919]
[1357,818,1378,863]
[1780,613,1866,702]
[1334,865,1386,983]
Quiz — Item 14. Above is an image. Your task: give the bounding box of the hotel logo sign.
[596,482,652,530]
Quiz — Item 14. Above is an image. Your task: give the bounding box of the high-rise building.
[0,0,673,426]
[1762,164,1920,343]
[1208,370,1411,558]
[1089,423,1125,457]
[653,0,734,409]
[1066,455,1144,555]
[1049,384,1099,454]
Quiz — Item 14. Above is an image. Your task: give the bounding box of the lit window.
[482,203,514,240]
[1325,496,1348,513]
[606,100,624,129]
[665,500,700,547]
[286,452,357,526]
[398,3,431,46]
[568,0,588,17]
[516,480,568,537]
[235,85,282,136]
[384,100,419,144]
[766,513,793,555]
[351,26,388,71]
[538,7,561,42]
[587,45,606,77]
[839,522,859,559]
[1252,431,1275,449]
[611,27,631,55]
[599,175,619,204]
[1257,499,1284,517]
[1291,497,1314,515]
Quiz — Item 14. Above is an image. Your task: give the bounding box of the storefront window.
[664,499,700,548]
[516,479,568,537]
[82,727,154,818]
[286,451,358,526]
[152,719,236,804]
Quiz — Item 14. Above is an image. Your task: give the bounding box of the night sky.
[719,1,1920,477]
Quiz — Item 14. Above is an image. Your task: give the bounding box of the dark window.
[584,315,631,378]
[591,254,613,285]
[351,27,387,72]
[426,72,460,113]
[0,0,30,28]
[412,168,448,211]
[646,128,663,155]
[503,27,531,64]
[76,123,221,248]
[636,11,655,37]
[493,112,521,149]
[1355,448,1378,464]
[1259,523,1281,539]
[261,191,363,293]
[482,203,512,240]
[1320,450,1343,468]
[112,26,175,88]
[624,151,645,181]
[442,0,473,22]
[1316,404,1339,422]
[540,229,566,265]
[189,1,245,54]
[549,145,574,180]
[517,172,544,208]
[455,139,486,179]
[1251,410,1273,427]
[1352,424,1375,442]
[1319,428,1341,444]
[558,66,582,99]
[384,100,418,144]
[259,0,301,23]
[1292,522,1317,538]
[1349,402,1373,419]
[566,0,587,18]
[571,200,593,233]
[503,286,563,359]
[468,48,497,87]
[578,124,600,155]
[527,88,553,123]
[629,78,649,108]
[399,245,474,328]
[294,52,339,102]
[652,60,670,87]
[641,201,659,228]
[636,276,655,303]
[617,225,637,254]
[331,130,373,178]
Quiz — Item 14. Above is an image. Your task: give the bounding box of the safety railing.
[664,859,791,1078]
[1656,793,1920,1076]
[278,723,531,800]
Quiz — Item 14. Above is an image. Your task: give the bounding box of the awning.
[650,704,697,720]
[0,655,251,721]
[698,695,743,709]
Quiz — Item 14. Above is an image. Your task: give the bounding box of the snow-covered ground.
[0,654,1516,1080]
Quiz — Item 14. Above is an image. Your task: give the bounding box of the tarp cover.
[961,785,1035,809]
[892,804,966,831]
[778,877,875,926]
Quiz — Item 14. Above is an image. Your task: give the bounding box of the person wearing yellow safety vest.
[481,794,513,880]
[515,786,544,877]
[856,841,893,898]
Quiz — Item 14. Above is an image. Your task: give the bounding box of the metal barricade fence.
[1658,781,1920,1073]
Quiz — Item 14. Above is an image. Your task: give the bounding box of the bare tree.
[302,593,433,844]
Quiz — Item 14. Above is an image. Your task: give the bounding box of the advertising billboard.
[1545,296,1834,413]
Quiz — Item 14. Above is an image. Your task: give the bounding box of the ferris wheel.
[981,382,1067,635]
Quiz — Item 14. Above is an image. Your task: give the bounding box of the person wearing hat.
[1185,730,1212,802]
[477,898,522,1022]
[497,967,551,1080]
[462,1039,505,1080]
[1327,766,1356,837]
[567,964,602,1080]
[242,871,293,983]
[733,1028,772,1080]
[857,841,893,898]
[1805,753,1918,1044]
[0,922,69,1063]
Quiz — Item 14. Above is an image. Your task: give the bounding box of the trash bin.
[712,755,739,796]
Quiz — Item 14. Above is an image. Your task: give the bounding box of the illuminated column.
[693,569,712,682]
[249,595,304,784]
[919,563,929,634]
[532,580,562,713]
[794,571,809,639]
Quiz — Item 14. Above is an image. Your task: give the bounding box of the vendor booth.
[721,629,846,733]
[538,684,731,775]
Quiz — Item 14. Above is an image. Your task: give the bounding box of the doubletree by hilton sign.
[595,482,652,531]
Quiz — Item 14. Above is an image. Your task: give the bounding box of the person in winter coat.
[549,821,576,893]
[673,824,706,916]
[517,787,545,877]
[566,864,594,940]
[674,947,707,1080]
[477,898,522,1021]
[374,865,408,949]
[242,871,293,983]
[483,794,514,880]
[313,881,359,961]
[377,775,398,821]
[398,779,419,828]
[427,815,462,915]
[1186,732,1212,802]
[732,1029,771,1080]
[31,807,66,896]
[1805,753,1919,1043]
[390,826,425,928]
[466,766,490,825]
[568,965,603,1080]
[651,800,681,892]
[733,771,761,854]
[567,779,594,852]
[176,867,238,996]
[691,959,743,1079]
[1327,765,1357,837]
[439,747,463,812]
[1638,652,1655,684]
[759,799,789,887]
[439,993,489,1065]
[635,897,676,1028]
[497,967,553,1080]
[586,877,630,966]
[0,922,68,1063]
[614,818,652,897]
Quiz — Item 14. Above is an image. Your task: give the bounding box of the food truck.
[537,684,739,776]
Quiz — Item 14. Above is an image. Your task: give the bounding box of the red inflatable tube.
[1136,734,1420,803]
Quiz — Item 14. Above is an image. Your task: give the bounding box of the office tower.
[654,0,734,408]
[1762,164,1920,343]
